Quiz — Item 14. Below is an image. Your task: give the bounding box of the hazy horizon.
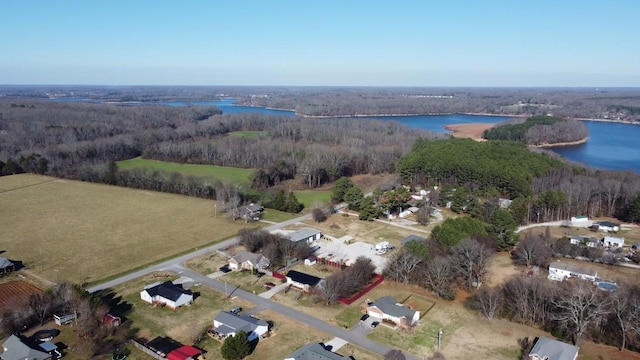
[2,0,639,87]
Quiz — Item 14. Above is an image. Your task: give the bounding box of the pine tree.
[220,330,251,360]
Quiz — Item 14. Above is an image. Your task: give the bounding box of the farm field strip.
[0,174,249,284]
[116,157,255,184]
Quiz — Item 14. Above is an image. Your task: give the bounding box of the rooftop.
[142,281,192,302]
[370,296,417,319]
[529,337,579,360]
[286,270,323,286]
[285,342,347,360]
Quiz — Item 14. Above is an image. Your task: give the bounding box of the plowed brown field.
[0,280,43,312]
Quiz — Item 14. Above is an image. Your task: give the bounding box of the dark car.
[264,282,276,289]
[359,314,369,322]
[370,321,380,328]
[230,307,242,314]
[219,265,232,273]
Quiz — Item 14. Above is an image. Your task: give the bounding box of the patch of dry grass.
[0,174,249,284]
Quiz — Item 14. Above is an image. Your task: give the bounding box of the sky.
[1,0,639,87]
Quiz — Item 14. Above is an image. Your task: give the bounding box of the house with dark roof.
[240,203,264,221]
[140,281,193,309]
[0,334,59,360]
[287,228,322,244]
[284,342,348,360]
[228,250,269,271]
[146,337,182,358]
[212,311,268,342]
[366,296,420,329]
[401,234,426,246]
[528,337,579,360]
[285,270,323,292]
[0,257,14,276]
[594,221,620,233]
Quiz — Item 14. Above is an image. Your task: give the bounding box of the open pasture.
[0,174,249,284]
[116,157,254,185]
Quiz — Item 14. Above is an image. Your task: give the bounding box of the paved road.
[87,211,420,359]
[169,265,419,360]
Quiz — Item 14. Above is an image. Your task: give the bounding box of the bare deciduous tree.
[553,283,611,345]
[424,256,455,300]
[452,238,493,290]
[512,231,552,267]
[471,287,504,320]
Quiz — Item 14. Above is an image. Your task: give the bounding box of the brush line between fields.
[0,178,58,194]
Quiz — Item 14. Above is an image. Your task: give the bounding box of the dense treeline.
[0,100,443,185]
[397,138,640,222]
[3,86,639,122]
[397,139,563,198]
[483,115,588,145]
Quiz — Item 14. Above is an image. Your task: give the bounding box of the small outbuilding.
[103,313,121,327]
[167,345,203,360]
[286,228,323,244]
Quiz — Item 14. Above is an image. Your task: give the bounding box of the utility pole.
[437,328,443,352]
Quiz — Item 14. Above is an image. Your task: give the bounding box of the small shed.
[167,345,203,360]
[103,313,121,327]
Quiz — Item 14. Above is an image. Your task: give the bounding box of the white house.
[569,235,600,248]
[570,216,590,227]
[528,336,579,360]
[366,296,420,329]
[603,236,625,247]
[596,221,620,233]
[140,281,193,309]
[228,250,269,271]
[212,311,268,342]
[285,342,348,360]
[285,270,323,292]
[548,262,598,282]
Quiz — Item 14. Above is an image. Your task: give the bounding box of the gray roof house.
[228,250,269,271]
[0,335,55,360]
[0,257,14,275]
[287,228,322,244]
[528,337,579,360]
[366,296,420,328]
[569,235,600,248]
[212,311,269,342]
[284,342,348,360]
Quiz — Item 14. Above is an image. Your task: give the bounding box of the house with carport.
[228,250,269,272]
[140,281,193,309]
[366,296,420,329]
[212,311,268,342]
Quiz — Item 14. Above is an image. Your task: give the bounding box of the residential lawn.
[245,310,332,360]
[0,174,251,284]
[270,288,350,324]
[335,306,365,328]
[185,252,230,275]
[293,190,332,209]
[337,344,383,360]
[104,272,254,345]
[260,209,299,223]
[116,157,254,185]
[218,270,284,295]
[227,130,268,138]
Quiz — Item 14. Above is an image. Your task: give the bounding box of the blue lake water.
[47,97,640,173]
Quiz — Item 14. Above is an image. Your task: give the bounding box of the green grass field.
[293,190,332,209]
[228,130,268,138]
[116,157,255,185]
[0,174,251,284]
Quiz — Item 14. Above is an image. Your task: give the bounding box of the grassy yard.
[105,272,254,345]
[116,157,255,185]
[185,251,230,275]
[0,174,250,284]
[260,209,299,223]
[246,310,332,360]
[293,190,332,209]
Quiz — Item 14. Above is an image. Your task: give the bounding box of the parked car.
[219,265,231,273]
[359,314,369,322]
[370,321,379,328]
[230,307,242,314]
[264,282,276,289]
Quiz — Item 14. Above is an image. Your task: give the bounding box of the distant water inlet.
[597,282,618,292]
